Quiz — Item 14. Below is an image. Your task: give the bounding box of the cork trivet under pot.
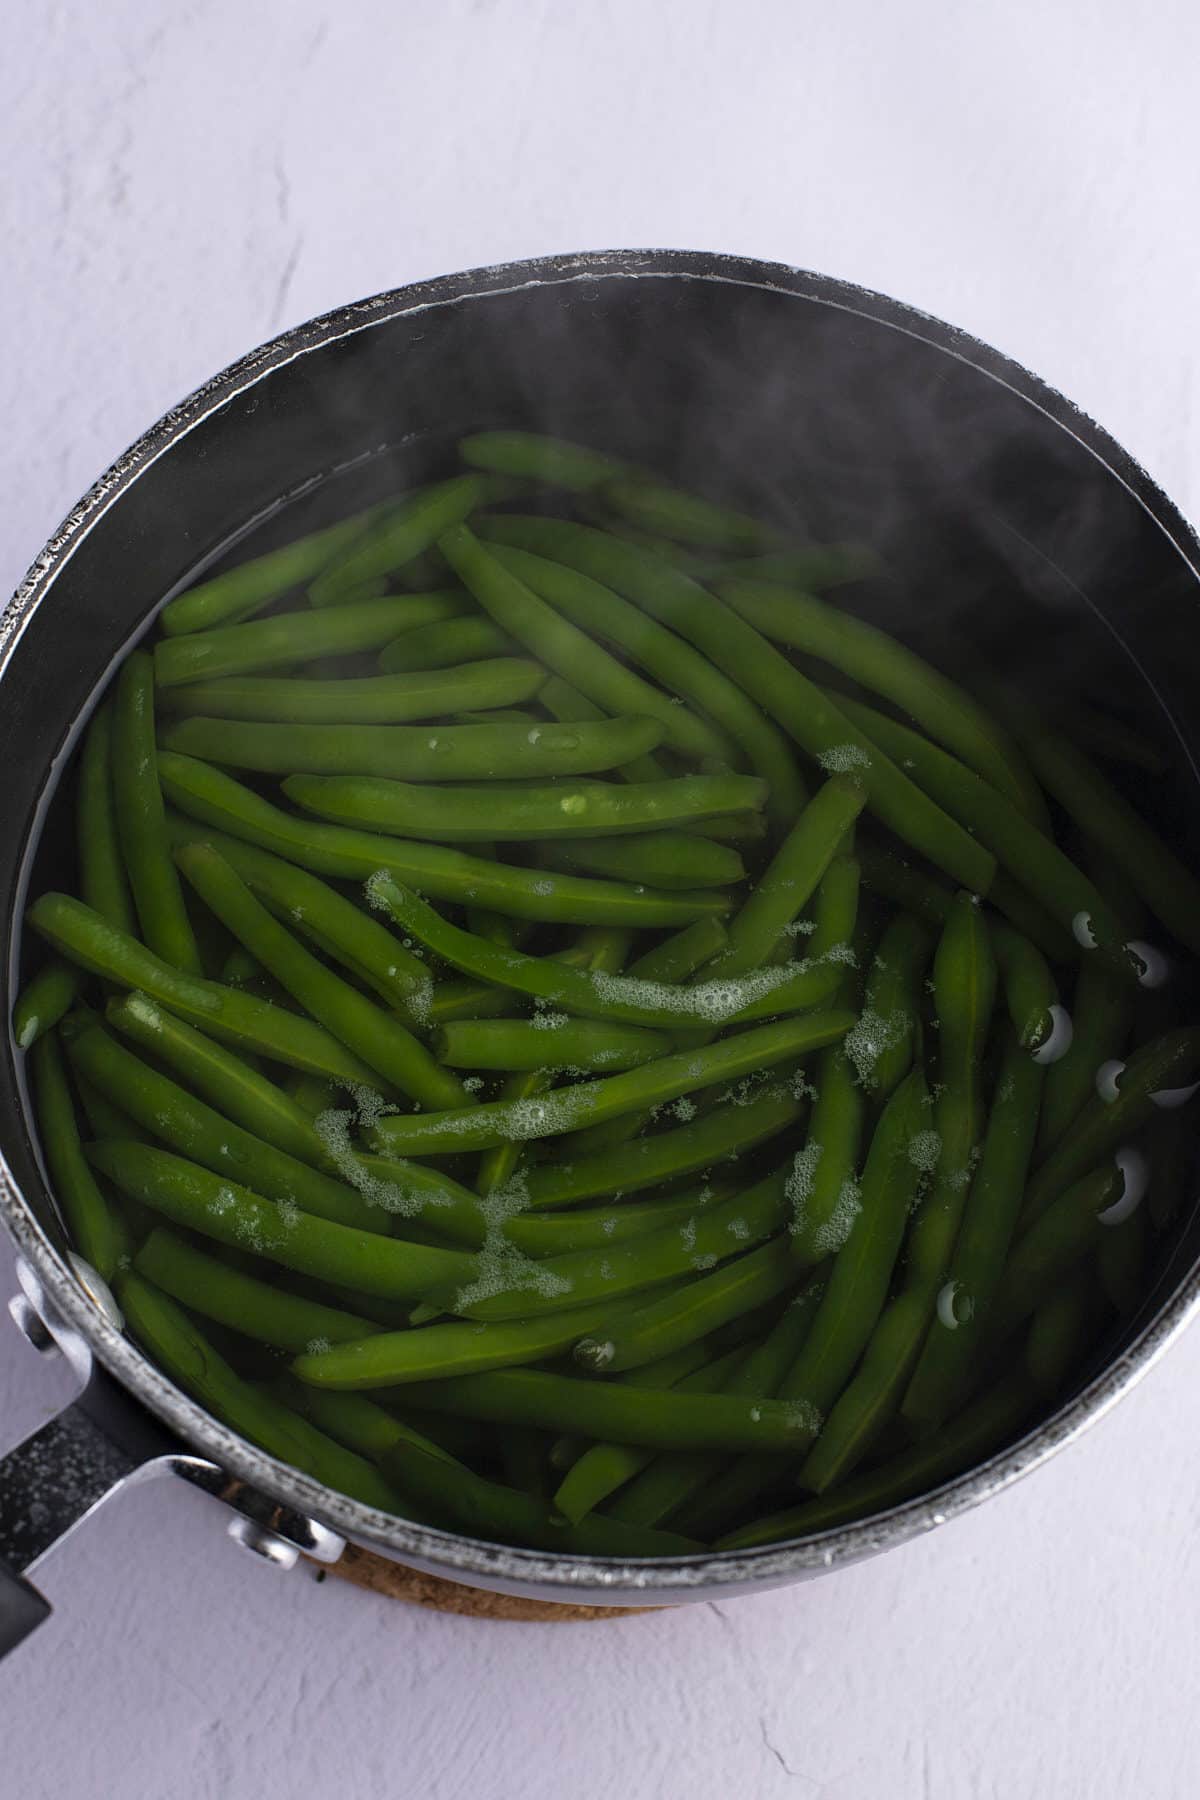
[318,1544,658,1621]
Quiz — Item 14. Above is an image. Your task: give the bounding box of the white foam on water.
[589,964,795,1023]
[813,1177,862,1253]
[842,1007,909,1088]
[786,1141,823,1236]
[452,1167,573,1310]
[907,1129,942,1172]
[817,743,872,773]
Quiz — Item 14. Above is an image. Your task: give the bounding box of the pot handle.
[0,1259,178,1658]
[0,1255,347,1661]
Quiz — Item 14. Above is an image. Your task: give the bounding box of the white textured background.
[4,3,1200,1795]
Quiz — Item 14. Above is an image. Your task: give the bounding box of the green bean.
[75,1072,143,1143]
[169,716,668,792]
[706,545,884,591]
[452,707,541,726]
[425,980,535,1024]
[478,524,777,787]
[175,844,467,1111]
[293,1288,685,1389]
[720,776,866,976]
[135,1227,376,1352]
[28,893,377,1083]
[77,700,136,933]
[13,961,79,1050]
[1014,726,1200,954]
[160,506,387,635]
[784,1009,866,1259]
[1148,1107,1191,1234]
[308,476,493,606]
[608,1279,827,1529]
[32,1032,129,1279]
[436,1017,673,1073]
[787,1069,929,1415]
[901,1034,1044,1433]
[156,658,545,723]
[379,1432,705,1556]
[717,1370,1034,1548]
[106,993,328,1166]
[378,615,514,672]
[1097,1203,1147,1316]
[163,817,431,1018]
[65,1014,378,1229]
[219,944,261,985]
[1023,1028,1200,1224]
[857,842,953,925]
[835,695,1127,953]
[482,519,994,890]
[485,531,807,829]
[503,1186,731,1257]
[282,1376,460,1468]
[285,769,765,843]
[523,1077,804,1208]
[1037,908,1138,1157]
[536,832,745,890]
[442,1170,792,1325]
[377,1364,818,1454]
[720,863,863,1029]
[552,1348,746,1525]
[718,579,1048,824]
[600,476,784,553]
[155,592,466,686]
[537,673,674,785]
[800,893,996,1492]
[460,430,627,489]
[445,529,729,765]
[855,915,932,1099]
[988,875,1080,964]
[117,1272,401,1512]
[573,1237,814,1376]
[90,1142,478,1299]
[471,927,631,1199]
[367,875,787,1030]
[112,651,203,974]
[990,1164,1125,1341]
[991,923,1061,1053]
[1025,1273,1103,1395]
[624,917,729,983]
[370,1011,852,1158]
[1062,705,1170,776]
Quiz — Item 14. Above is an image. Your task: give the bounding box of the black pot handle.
[0,1255,346,1662]
[0,1385,147,1655]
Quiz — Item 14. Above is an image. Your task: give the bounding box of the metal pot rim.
[4,247,1199,1597]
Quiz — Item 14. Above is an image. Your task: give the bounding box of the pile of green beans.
[14,429,1198,1559]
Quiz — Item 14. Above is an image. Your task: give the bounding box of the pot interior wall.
[4,264,1199,1469]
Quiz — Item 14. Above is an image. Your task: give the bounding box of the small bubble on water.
[1127,940,1170,989]
[1099,1146,1149,1225]
[1150,1078,1200,1110]
[1095,1059,1125,1104]
[1072,911,1098,950]
[1032,1004,1074,1066]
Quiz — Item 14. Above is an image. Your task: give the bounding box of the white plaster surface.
[3,2,1200,1794]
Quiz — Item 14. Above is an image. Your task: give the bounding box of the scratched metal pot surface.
[2,250,1200,1623]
